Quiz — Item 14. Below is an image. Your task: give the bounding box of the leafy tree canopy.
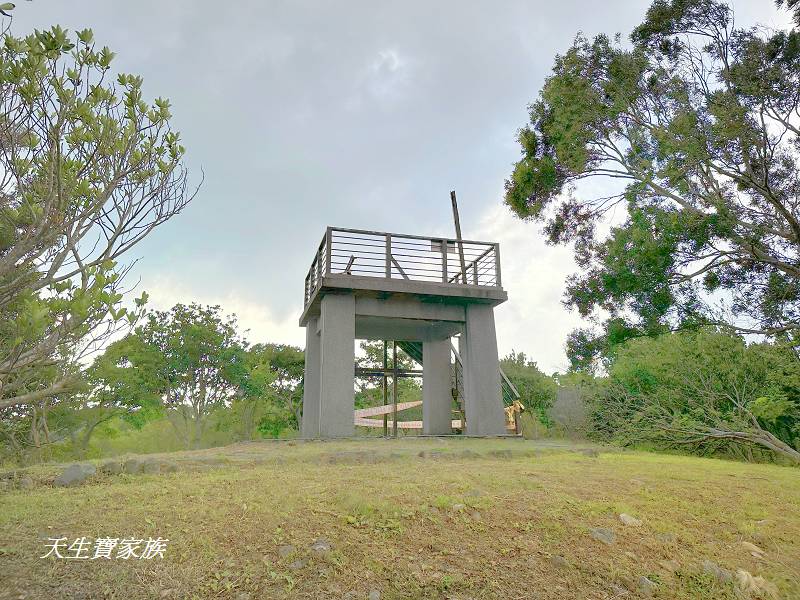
[505,0,800,369]
[0,21,194,410]
[594,328,800,462]
[246,343,305,429]
[118,304,262,448]
[777,0,800,26]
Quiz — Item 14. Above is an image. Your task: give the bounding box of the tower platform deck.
[300,227,507,327]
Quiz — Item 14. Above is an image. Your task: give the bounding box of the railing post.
[325,227,332,275]
[440,239,448,283]
[494,243,501,287]
[472,261,478,285]
[316,252,321,286]
[385,233,391,278]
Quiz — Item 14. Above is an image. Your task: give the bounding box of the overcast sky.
[14,1,793,372]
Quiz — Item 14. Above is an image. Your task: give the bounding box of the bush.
[591,329,800,463]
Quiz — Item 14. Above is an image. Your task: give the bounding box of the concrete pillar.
[318,293,356,437]
[422,338,452,435]
[301,317,321,438]
[461,304,505,436]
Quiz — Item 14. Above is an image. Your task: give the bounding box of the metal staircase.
[395,340,520,416]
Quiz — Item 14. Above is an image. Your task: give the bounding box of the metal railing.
[304,227,501,306]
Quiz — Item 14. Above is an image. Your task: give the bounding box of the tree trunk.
[193,375,206,449]
[41,402,51,444]
[78,422,98,458]
[30,405,40,448]
[683,427,800,464]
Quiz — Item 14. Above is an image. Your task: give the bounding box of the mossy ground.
[1,438,798,599]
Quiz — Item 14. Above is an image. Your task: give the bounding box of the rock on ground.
[741,541,766,558]
[619,513,643,527]
[488,449,512,459]
[659,559,680,573]
[310,538,332,554]
[54,463,96,487]
[589,527,616,545]
[100,461,123,475]
[288,558,307,570]
[417,450,445,459]
[124,459,144,474]
[703,559,733,584]
[323,451,379,465]
[142,461,161,475]
[638,576,656,597]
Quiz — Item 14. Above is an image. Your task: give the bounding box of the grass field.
[1,438,798,599]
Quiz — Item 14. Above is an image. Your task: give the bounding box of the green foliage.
[749,394,794,425]
[592,328,800,462]
[504,0,800,370]
[104,304,268,449]
[500,351,557,426]
[0,21,192,423]
[85,336,165,429]
[1,298,307,461]
[257,404,294,438]
[247,343,305,430]
[87,305,309,448]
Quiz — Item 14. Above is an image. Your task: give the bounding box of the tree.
[248,343,304,430]
[504,0,800,369]
[126,304,255,449]
[777,0,800,25]
[595,329,800,463]
[0,22,194,410]
[66,335,164,455]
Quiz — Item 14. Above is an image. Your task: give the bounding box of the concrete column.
[318,293,356,437]
[461,304,505,436]
[423,338,452,435]
[301,317,321,438]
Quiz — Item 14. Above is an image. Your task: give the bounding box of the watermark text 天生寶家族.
[41,537,169,560]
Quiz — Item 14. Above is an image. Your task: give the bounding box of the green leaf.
[76,28,94,44]
[749,395,794,425]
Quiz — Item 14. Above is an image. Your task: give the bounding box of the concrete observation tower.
[299,214,518,438]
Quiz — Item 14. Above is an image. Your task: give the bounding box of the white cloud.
[473,205,585,374]
[346,47,415,110]
[144,276,305,349]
